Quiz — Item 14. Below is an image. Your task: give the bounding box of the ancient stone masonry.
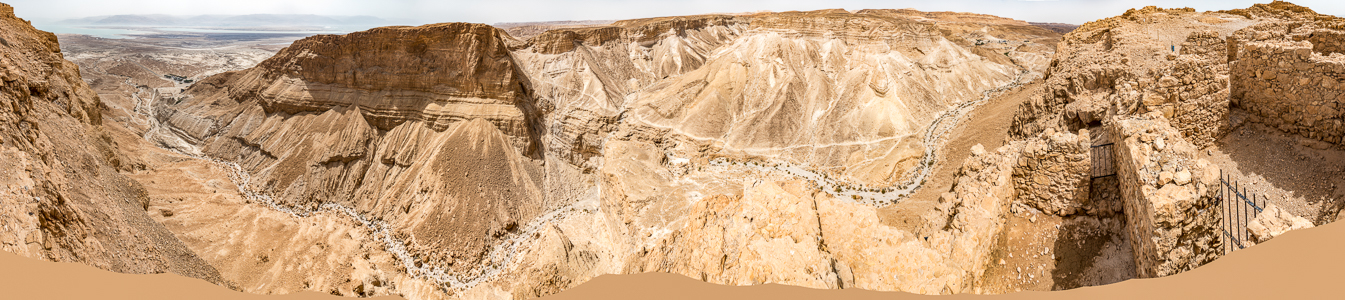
[1153,30,1231,147]
[1108,112,1222,278]
[1231,40,1345,144]
[1012,129,1091,216]
[1009,7,1242,148]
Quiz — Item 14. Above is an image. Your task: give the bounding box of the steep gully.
[126,57,1032,293]
[710,69,1033,206]
[124,75,593,293]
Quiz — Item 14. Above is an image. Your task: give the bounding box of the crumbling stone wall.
[923,143,1021,292]
[1012,128,1091,216]
[1109,112,1223,278]
[1155,31,1231,147]
[1011,26,1231,149]
[1231,39,1345,144]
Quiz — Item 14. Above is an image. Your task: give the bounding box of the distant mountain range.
[59,14,402,27]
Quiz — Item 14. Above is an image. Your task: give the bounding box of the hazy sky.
[8,0,1345,26]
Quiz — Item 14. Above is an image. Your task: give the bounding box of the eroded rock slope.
[0,3,225,285]
[146,8,1066,298]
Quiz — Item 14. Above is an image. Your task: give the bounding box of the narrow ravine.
[126,61,1032,293]
[128,86,578,293]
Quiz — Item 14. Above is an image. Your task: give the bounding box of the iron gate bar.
[1090,143,1116,179]
[1215,169,1267,254]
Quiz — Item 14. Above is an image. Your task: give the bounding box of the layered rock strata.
[148,9,1065,295]
[623,11,1022,186]
[507,9,1059,184]
[159,23,553,277]
[1109,112,1222,278]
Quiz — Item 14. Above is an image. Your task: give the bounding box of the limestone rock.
[1229,12,1345,145]
[626,10,1027,186]
[177,22,543,153]
[1247,204,1315,243]
[1174,170,1191,185]
[1010,6,1246,148]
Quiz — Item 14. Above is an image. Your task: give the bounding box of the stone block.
[1247,204,1315,243]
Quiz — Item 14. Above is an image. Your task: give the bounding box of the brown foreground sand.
[0,219,1341,299]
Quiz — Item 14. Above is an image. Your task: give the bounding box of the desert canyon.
[1,1,1344,299]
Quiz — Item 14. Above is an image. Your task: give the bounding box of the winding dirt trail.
[710,70,1035,206]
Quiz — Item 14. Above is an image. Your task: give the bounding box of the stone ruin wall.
[1011,30,1232,149]
[1156,30,1232,148]
[1231,38,1345,144]
[1108,112,1223,278]
[946,96,1237,280]
[923,128,1109,288]
[1011,128,1092,216]
[1309,29,1345,56]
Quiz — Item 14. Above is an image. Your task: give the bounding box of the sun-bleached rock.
[1009,6,1250,148]
[1247,204,1315,244]
[1230,19,1345,145]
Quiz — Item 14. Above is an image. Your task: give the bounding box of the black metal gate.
[1090,143,1116,179]
[1215,170,1266,254]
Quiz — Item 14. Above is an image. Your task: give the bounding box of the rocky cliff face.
[175,22,542,153]
[0,3,224,285]
[158,20,558,285]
